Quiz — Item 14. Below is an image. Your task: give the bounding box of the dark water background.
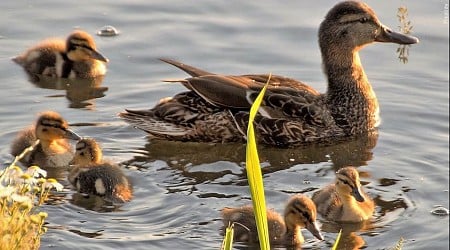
[0,1,448,249]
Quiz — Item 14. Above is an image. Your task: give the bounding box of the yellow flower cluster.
[1,159,63,249]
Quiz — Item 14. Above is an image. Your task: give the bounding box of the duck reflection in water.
[25,73,108,109]
[123,130,378,183]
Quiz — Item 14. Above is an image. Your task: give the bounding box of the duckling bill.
[69,138,133,203]
[120,1,419,147]
[13,29,108,79]
[10,111,80,168]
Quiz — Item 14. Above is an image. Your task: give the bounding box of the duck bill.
[352,187,365,202]
[375,24,419,45]
[63,129,81,140]
[90,49,109,63]
[306,221,324,241]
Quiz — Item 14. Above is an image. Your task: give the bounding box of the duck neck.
[40,139,70,154]
[322,48,379,134]
[285,225,304,246]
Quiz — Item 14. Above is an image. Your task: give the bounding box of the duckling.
[10,111,81,168]
[13,29,108,79]
[221,194,323,247]
[69,138,132,202]
[120,1,419,147]
[312,167,374,222]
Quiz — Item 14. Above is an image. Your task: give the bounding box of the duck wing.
[160,58,320,94]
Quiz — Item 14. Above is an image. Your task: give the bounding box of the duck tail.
[159,58,213,77]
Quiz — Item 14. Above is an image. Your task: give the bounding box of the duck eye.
[338,178,349,185]
[80,152,85,156]
[359,17,368,23]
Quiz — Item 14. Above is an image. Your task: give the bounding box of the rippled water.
[0,1,448,249]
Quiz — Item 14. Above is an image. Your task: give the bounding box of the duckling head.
[335,167,365,202]
[284,194,324,241]
[35,111,81,142]
[72,138,103,165]
[319,1,419,54]
[66,30,109,63]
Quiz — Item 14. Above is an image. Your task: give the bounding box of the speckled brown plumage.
[69,138,132,202]
[13,30,108,79]
[119,1,419,146]
[312,167,375,222]
[221,194,323,247]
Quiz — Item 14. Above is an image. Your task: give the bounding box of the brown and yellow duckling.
[120,1,419,147]
[221,194,323,247]
[10,111,81,168]
[69,138,132,202]
[13,29,108,79]
[312,167,375,222]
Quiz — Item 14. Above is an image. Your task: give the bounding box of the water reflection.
[23,72,108,109]
[123,130,378,184]
[68,193,124,212]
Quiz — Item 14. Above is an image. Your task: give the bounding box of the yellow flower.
[11,193,32,210]
[38,212,48,219]
[0,185,15,198]
[2,165,23,184]
[25,166,47,178]
[42,179,63,192]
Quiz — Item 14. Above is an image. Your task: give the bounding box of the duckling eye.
[42,128,48,132]
[359,17,369,23]
[79,152,85,156]
[339,178,349,185]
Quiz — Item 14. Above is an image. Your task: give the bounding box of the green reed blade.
[331,229,342,250]
[245,74,271,250]
[221,223,234,250]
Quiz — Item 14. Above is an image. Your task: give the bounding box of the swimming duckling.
[69,138,132,202]
[312,167,374,222]
[120,1,419,146]
[13,29,108,79]
[221,194,323,247]
[10,111,81,168]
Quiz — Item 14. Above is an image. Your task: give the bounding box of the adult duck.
[13,29,108,79]
[120,1,419,147]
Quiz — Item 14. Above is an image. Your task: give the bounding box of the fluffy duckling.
[221,194,323,247]
[69,138,132,202]
[10,111,80,168]
[312,167,374,222]
[13,29,108,79]
[120,1,419,146]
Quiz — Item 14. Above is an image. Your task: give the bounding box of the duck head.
[284,194,324,242]
[319,1,419,53]
[35,111,81,142]
[66,30,109,63]
[335,167,365,202]
[72,138,103,165]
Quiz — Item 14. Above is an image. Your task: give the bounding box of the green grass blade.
[245,75,271,250]
[331,229,342,250]
[221,223,234,250]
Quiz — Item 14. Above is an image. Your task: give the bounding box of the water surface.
[0,1,448,249]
